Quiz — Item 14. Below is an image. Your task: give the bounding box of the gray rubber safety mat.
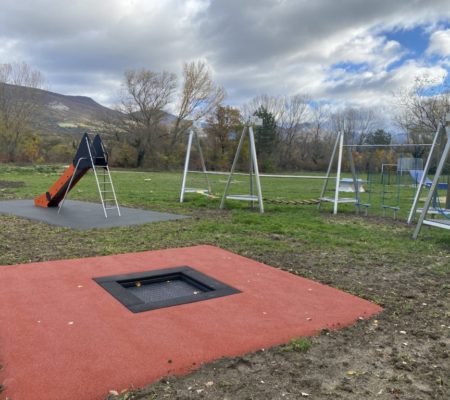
[127,279,203,303]
[0,199,188,230]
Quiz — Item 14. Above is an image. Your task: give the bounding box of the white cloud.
[387,60,447,87]
[0,0,449,115]
[320,60,447,108]
[329,35,404,71]
[0,39,20,60]
[427,29,450,56]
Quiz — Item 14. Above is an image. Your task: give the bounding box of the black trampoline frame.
[93,266,240,313]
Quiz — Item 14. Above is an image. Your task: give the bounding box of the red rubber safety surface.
[0,245,382,400]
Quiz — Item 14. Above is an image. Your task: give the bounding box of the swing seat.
[184,188,210,194]
[225,194,259,201]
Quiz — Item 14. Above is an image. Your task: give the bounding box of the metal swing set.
[179,117,265,213]
[410,113,450,239]
[318,128,438,219]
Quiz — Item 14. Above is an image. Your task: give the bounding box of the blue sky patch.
[331,62,369,73]
[384,26,429,56]
[382,26,430,72]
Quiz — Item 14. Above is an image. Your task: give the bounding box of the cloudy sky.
[1,0,450,112]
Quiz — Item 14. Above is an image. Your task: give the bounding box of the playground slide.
[34,164,90,207]
[34,133,107,208]
[409,169,448,190]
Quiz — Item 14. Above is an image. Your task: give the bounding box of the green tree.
[47,143,74,163]
[113,142,138,168]
[254,106,278,171]
[20,133,43,162]
[364,129,392,145]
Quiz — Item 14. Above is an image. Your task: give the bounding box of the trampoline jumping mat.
[0,199,188,230]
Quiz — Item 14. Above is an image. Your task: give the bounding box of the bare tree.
[172,60,225,145]
[241,94,285,124]
[395,76,450,144]
[122,69,177,127]
[331,107,376,145]
[307,103,331,168]
[0,62,45,161]
[120,68,177,166]
[279,94,310,167]
[242,94,321,169]
[395,76,450,207]
[0,62,44,88]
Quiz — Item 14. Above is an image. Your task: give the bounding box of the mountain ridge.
[0,82,122,136]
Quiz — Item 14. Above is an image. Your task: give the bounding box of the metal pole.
[347,145,360,210]
[249,140,254,209]
[249,126,264,213]
[220,127,247,209]
[180,130,194,203]
[105,165,121,216]
[189,171,327,179]
[333,131,344,215]
[87,137,108,218]
[407,123,442,224]
[318,131,341,210]
[413,125,450,239]
[343,143,433,148]
[194,130,212,195]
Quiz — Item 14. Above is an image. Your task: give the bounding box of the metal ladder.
[58,135,121,218]
[87,139,121,218]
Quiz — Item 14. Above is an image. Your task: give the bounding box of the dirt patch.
[0,181,26,200]
[0,180,25,189]
[106,247,450,400]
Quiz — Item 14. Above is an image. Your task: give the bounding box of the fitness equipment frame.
[318,131,362,214]
[407,121,447,224]
[220,117,264,213]
[180,128,212,203]
[320,129,434,216]
[412,114,450,239]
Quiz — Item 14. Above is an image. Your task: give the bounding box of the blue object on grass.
[409,169,448,190]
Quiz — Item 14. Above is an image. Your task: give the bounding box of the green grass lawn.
[0,163,449,271]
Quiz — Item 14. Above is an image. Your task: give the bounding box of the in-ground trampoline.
[0,245,382,400]
[0,199,188,229]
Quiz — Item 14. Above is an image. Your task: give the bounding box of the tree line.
[0,63,45,162]
[1,61,449,173]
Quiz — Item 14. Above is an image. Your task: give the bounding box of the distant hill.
[0,83,123,136]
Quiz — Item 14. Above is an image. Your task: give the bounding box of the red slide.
[34,133,108,207]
